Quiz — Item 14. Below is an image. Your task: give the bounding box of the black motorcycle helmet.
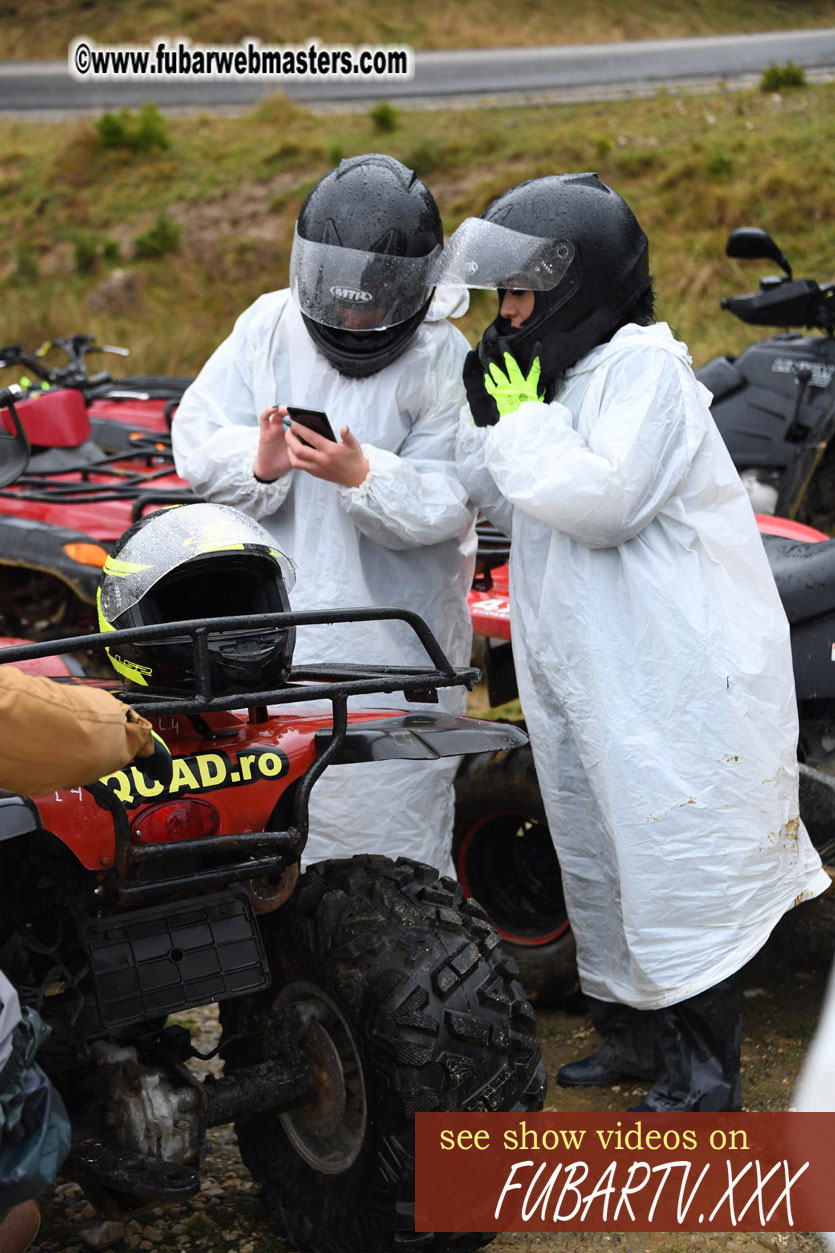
[441,173,651,397]
[290,153,444,378]
[97,504,296,696]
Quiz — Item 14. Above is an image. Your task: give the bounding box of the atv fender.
[0,791,42,842]
[313,711,527,762]
[0,515,103,604]
[695,354,745,403]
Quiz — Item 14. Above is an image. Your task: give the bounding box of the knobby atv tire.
[222,855,544,1253]
[453,746,577,1009]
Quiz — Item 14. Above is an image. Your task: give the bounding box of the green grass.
[4,0,835,58]
[2,80,835,383]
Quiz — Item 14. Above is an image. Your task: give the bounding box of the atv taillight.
[130,798,219,844]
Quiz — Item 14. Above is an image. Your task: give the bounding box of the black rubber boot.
[558,997,661,1087]
[631,974,743,1112]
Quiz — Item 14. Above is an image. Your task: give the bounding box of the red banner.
[415,1113,835,1233]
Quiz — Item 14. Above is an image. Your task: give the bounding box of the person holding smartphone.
[172,154,474,872]
[447,172,828,1111]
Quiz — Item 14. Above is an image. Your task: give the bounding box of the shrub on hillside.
[369,102,399,133]
[73,236,98,274]
[95,103,171,153]
[133,214,182,259]
[760,62,807,92]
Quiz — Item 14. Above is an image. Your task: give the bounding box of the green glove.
[483,350,544,418]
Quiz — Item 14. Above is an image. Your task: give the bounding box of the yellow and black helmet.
[97,503,296,696]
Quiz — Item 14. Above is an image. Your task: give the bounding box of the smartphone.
[285,406,337,443]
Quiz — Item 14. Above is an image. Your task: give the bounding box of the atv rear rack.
[0,609,481,904]
[0,453,181,505]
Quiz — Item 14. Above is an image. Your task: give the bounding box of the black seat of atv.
[762,533,835,624]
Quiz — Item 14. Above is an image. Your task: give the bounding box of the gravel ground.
[32,903,833,1253]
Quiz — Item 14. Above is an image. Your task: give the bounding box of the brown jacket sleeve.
[0,667,154,797]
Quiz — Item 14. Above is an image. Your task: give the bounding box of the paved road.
[2,28,835,114]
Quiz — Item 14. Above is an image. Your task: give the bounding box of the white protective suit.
[172,288,475,874]
[456,321,829,1010]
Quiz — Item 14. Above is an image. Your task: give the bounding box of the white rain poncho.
[456,321,829,1010]
[173,288,475,874]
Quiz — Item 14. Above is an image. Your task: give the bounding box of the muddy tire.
[222,855,544,1253]
[453,747,577,1008]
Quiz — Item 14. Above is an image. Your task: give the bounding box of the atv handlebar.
[0,334,129,389]
[721,277,835,332]
[720,227,835,333]
[0,344,52,380]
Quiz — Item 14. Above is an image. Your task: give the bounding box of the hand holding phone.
[283,411,369,489]
[254,404,292,482]
[284,406,336,445]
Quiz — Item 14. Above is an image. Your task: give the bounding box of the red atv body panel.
[33,705,406,871]
[754,514,829,543]
[469,563,511,641]
[12,388,90,447]
[0,638,74,677]
[88,395,174,436]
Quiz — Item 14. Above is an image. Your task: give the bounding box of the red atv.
[0,345,195,638]
[459,514,835,1006]
[0,333,189,436]
[0,411,543,1251]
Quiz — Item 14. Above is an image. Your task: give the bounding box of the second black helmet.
[441,173,651,395]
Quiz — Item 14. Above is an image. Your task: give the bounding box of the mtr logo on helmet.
[329,286,373,303]
[101,746,290,808]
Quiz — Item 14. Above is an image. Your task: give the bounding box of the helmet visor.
[100,503,296,622]
[290,227,442,331]
[435,218,575,290]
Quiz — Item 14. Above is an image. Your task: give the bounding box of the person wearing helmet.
[449,173,828,1111]
[172,154,473,873]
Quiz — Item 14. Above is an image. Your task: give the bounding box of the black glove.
[134,730,174,788]
[463,348,500,427]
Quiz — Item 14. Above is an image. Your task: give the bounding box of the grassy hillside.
[4,0,835,59]
[1,78,834,384]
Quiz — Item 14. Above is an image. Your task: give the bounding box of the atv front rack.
[0,606,474,713]
[0,608,480,904]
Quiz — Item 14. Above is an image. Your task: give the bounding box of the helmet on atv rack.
[290,153,444,378]
[439,172,651,395]
[97,503,296,696]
